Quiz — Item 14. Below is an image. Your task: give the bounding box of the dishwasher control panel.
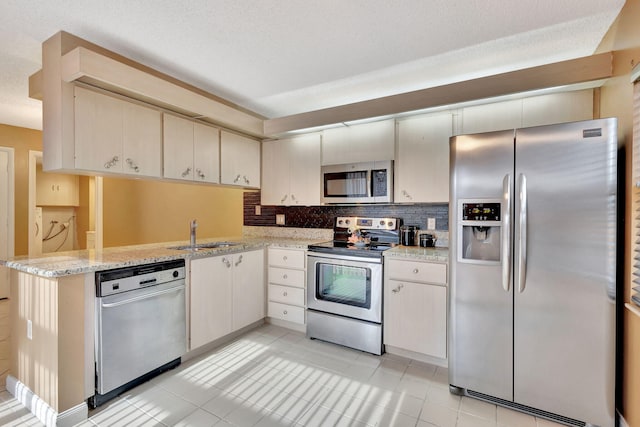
[96,259,186,297]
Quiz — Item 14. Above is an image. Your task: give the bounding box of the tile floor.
[0,324,566,427]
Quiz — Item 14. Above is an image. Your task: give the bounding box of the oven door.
[307,253,382,323]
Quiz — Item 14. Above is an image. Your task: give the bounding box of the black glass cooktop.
[307,240,396,258]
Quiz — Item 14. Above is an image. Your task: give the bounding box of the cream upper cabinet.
[163,114,220,183]
[220,130,261,188]
[384,259,447,360]
[262,134,321,206]
[322,119,395,165]
[35,164,79,206]
[396,113,452,203]
[74,85,162,177]
[522,89,593,127]
[459,99,522,135]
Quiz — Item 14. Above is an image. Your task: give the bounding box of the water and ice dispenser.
[457,201,502,263]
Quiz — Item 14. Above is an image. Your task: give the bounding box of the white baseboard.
[384,345,448,368]
[6,375,88,427]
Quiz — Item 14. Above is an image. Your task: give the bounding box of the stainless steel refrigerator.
[449,118,617,427]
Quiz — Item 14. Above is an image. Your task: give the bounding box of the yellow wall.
[102,177,244,247]
[0,125,42,256]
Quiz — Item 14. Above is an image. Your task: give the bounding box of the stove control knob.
[379,220,385,226]
[345,219,350,225]
[388,221,394,227]
[338,219,343,225]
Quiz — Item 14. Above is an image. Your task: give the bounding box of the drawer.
[268,248,305,269]
[268,301,305,324]
[269,284,305,306]
[268,267,305,288]
[387,259,447,284]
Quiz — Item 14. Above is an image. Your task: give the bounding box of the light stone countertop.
[1,227,449,277]
[385,245,449,263]
[0,236,323,278]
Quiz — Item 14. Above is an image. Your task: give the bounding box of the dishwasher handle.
[100,284,184,309]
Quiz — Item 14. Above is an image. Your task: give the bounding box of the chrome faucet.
[190,219,198,247]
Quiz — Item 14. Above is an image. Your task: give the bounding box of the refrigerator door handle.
[517,173,528,293]
[502,174,512,292]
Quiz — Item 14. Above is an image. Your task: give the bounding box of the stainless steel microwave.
[321,160,393,204]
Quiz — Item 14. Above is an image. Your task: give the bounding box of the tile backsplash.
[244,191,449,231]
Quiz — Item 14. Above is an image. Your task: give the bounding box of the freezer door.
[449,130,515,401]
[513,119,617,427]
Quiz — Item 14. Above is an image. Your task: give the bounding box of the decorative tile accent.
[244,192,449,231]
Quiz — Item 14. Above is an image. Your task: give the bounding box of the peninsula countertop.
[2,237,450,278]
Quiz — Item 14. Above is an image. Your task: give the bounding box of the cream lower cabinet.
[74,85,162,177]
[384,258,447,359]
[267,247,306,326]
[190,249,265,350]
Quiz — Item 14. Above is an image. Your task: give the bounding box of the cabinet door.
[396,113,452,203]
[193,123,220,184]
[221,131,261,188]
[122,102,162,178]
[460,99,522,135]
[261,139,290,205]
[289,134,321,205]
[163,114,195,180]
[232,250,265,331]
[36,163,79,206]
[384,280,447,359]
[522,89,593,128]
[322,119,395,165]
[74,86,123,173]
[190,256,233,350]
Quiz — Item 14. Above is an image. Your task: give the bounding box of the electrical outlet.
[255,205,261,215]
[427,218,436,230]
[276,214,285,225]
[27,319,32,340]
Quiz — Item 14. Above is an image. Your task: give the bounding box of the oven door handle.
[307,252,383,264]
[101,284,184,308]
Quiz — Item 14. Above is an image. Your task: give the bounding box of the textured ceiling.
[0,0,626,130]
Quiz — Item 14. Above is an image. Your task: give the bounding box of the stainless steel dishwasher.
[91,259,186,408]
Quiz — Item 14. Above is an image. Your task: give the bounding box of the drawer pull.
[283,310,288,315]
[283,291,288,297]
[283,274,288,279]
[413,268,419,274]
[392,284,404,293]
[283,256,288,261]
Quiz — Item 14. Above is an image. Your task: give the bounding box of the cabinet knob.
[235,255,243,266]
[181,167,192,177]
[196,168,206,180]
[243,175,250,184]
[413,268,419,274]
[402,190,413,200]
[222,257,231,268]
[283,291,288,297]
[104,156,119,169]
[234,174,241,183]
[283,310,288,315]
[283,256,288,261]
[126,158,140,173]
[291,194,296,201]
[281,194,288,203]
[283,274,288,280]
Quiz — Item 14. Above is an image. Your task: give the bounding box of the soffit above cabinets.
[1,0,625,131]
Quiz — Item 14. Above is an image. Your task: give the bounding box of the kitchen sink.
[168,242,240,251]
